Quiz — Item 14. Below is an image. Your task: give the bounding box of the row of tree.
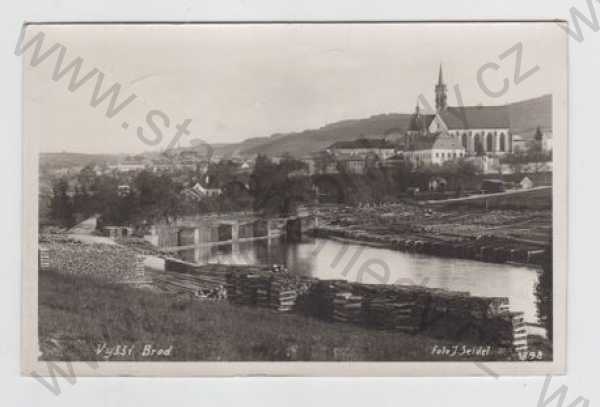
[326,158,480,204]
[46,155,312,228]
[46,153,485,228]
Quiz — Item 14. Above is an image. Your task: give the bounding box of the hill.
[39,152,122,170]
[241,113,413,157]
[507,94,552,140]
[39,95,552,162]
[239,94,552,158]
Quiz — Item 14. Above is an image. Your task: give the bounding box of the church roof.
[409,114,436,131]
[437,94,552,135]
[439,105,510,130]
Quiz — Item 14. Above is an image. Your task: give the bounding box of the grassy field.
[39,269,519,362]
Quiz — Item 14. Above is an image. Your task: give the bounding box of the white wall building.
[403,132,466,167]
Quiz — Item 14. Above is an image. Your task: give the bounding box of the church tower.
[435,64,447,112]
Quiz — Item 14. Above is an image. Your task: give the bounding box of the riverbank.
[39,269,544,362]
[312,226,547,265]
[314,202,551,265]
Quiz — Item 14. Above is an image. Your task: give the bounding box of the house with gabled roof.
[403,131,466,167]
[327,137,397,160]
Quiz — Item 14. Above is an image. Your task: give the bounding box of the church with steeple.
[403,64,518,166]
[435,65,448,112]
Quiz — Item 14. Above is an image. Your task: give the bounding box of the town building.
[404,66,511,157]
[336,154,367,174]
[403,132,466,167]
[108,163,147,172]
[301,152,340,175]
[182,182,223,201]
[327,138,396,160]
[397,65,553,163]
[520,176,534,189]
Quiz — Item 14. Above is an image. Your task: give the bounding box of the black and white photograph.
[20,22,567,376]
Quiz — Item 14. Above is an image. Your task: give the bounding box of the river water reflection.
[178,237,542,326]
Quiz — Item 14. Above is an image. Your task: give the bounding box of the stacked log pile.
[224,269,312,312]
[311,226,547,265]
[225,270,270,305]
[270,274,312,312]
[150,269,225,298]
[38,247,50,271]
[256,276,272,308]
[163,259,233,292]
[270,280,298,312]
[420,292,517,345]
[303,280,354,320]
[511,312,528,352]
[366,297,423,333]
[356,285,431,333]
[158,260,530,349]
[43,239,145,283]
[332,292,364,323]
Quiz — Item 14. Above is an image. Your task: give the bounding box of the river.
[177,236,543,328]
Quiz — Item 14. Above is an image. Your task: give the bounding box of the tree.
[391,160,414,194]
[50,177,74,227]
[249,154,311,215]
[313,151,333,174]
[77,164,97,191]
[206,160,241,187]
[72,185,93,222]
[534,126,543,142]
[134,170,183,224]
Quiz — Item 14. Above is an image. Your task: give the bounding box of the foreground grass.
[40,270,515,362]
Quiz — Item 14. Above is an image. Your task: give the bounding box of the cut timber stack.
[305,280,353,320]
[225,269,276,306]
[222,266,528,352]
[256,275,272,308]
[241,273,273,306]
[149,267,226,297]
[226,271,260,305]
[38,247,50,271]
[366,298,420,333]
[238,273,259,305]
[44,239,146,283]
[270,275,302,312]
[310,227,549,266]
[126,255,146,283]
[333,292,364,323]
[225,272,243,304]
[356,285,431,333]
[163,260,232,291]
[511,312,528,352]
[364,289,432,334]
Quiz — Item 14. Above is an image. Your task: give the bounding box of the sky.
[23,22,566,154]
